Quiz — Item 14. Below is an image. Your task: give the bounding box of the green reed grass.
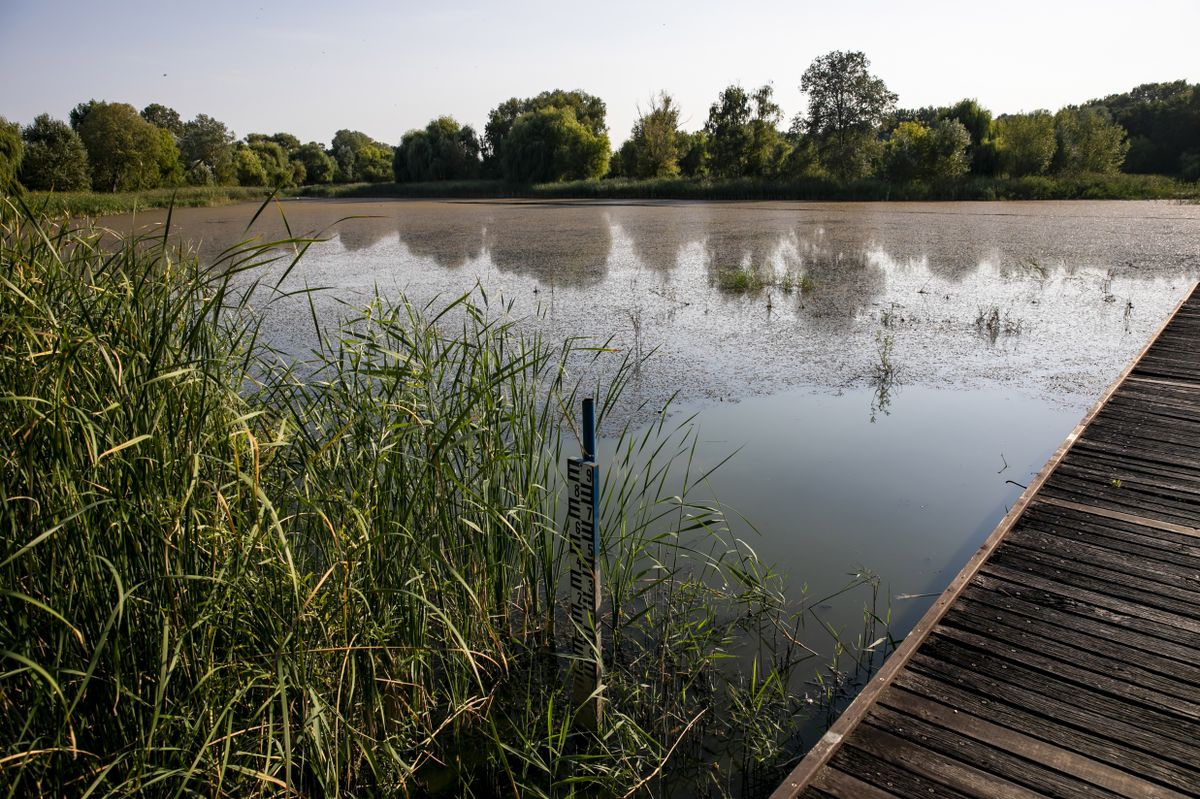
[20,186,275,217]
[0,199,889,797]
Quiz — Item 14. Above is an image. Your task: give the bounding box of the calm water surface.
[104,197,1200,661]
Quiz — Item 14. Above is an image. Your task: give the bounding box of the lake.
[102,196,1200,721]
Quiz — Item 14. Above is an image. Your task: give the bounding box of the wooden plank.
[959,581,1200,669]
[825,745,976,799]
[969,570,1200,652]
[977,560,1200,636]
[848,723,1048,799]
[993,540,1200,619]
[1003,526,1200,596]
[1032,496,1200,540]
[867,703,1132,799]
[930,622,1200,722]
[809,768,900,799]
[912,640,1200,761]
[950,595,1200,687]
[943,601,1200,698]
[1020,502,1200,563]
[891,672,1200,794]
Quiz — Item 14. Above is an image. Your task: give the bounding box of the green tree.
[882,118,970,182]
[294,142,334,184]
[882,121,928,182]
[744,85,788,177]
[155,127,184,186]
[501,107,609,183]
[140,103,183,137]
[1053,106,1129,175]
[263,132,301,153]
[69,99,99,131]
[328,129,392,182]
[484,89,607,173]
[605,139,637,178]
[357,143,394,182]
[77,102,162,191]
[799,50,898,180]
[704,84,786,178]
[19,114,90,191]
[628,92,681,178]
[233,146,267,186]
[676,130,709,177]
[180,114,235,184]
[941,98,997,175]
[1091,81,1200,175]
[995,111,1057,176]
[246,139,292,187]
[0,117,24,193]
[704,85,752,177]
[394,117,481,182]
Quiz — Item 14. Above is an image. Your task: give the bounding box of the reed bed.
[0,199,888,797]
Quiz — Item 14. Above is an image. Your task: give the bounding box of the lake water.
[102,197,1200,718]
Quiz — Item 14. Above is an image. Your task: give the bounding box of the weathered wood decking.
[773,283,1200,799]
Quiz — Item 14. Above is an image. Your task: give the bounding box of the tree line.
[2,50,1198,195]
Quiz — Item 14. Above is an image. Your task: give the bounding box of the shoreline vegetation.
[0,200,892,797]
[3,50,1199,218]
[18,171,1200,218]
[301,173,1200,202]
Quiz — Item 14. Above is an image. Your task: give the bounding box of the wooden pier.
[773,283,1200,799]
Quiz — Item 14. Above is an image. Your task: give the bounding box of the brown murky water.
[102,197,1200,699]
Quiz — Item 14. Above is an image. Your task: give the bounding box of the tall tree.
[246,139,292,187]
[154,127,184,186]
[0,117,24,193]
[394,117,481,182]
[882,119,970,182]
[293,142,335,184]
[233,146,267,186]
[941,98,997,175]
[140,103,183,138]
[180,114,235,184]
[995,111,1057,176]
[705,85,752,178]
[704,84,786,178]
[77,102,162,191]
[1091,81,1200,175]
[69,99,99,131]
[19,114,91,191]
[328,129,392,182]
[799,50,897,179]
[1053,106,1129,174]
[676,130,709,177]
[484,89,607,174]
[501,107,609,183]
[628,92,681,178]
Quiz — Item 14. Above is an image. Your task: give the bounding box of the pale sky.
[2,0,1198,147]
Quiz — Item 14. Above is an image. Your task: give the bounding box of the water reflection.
[336,218,394,252]
[396,214,485,269]
[485,205,612,287]
[610,205,704,274]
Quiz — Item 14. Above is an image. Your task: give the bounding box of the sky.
[3,0,1199,146]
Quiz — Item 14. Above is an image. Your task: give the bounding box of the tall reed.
[0,199,887,797]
